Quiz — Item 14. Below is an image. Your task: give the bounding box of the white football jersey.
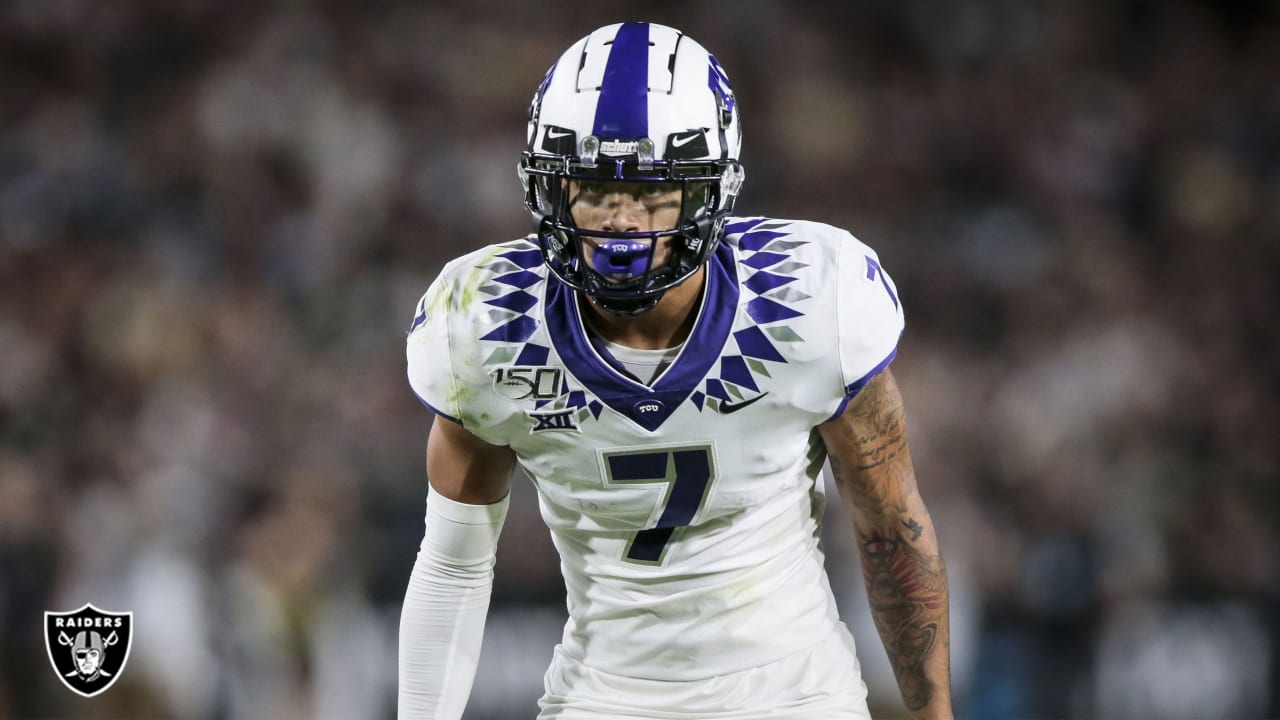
[407,217,904,682]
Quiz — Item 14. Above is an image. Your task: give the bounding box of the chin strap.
[536,210,715,317]
[586,262,686,316]
[593,292,666,317]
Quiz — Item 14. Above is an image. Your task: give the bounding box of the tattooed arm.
[819,368,952,720]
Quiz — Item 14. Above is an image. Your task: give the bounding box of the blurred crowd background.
[1,0,1277,718]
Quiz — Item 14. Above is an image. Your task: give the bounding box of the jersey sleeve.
[406,266,464,426]
[832,234,905,418]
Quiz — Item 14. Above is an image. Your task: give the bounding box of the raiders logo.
[44,604,133,697]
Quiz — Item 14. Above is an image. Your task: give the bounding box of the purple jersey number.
[603,447,716,565]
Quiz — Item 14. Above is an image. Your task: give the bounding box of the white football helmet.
[519,22,745,315]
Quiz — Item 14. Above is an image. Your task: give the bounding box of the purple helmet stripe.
[592,22,650,138]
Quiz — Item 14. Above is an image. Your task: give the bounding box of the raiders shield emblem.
[44,604,133,697]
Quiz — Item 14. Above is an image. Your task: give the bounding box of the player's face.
[569,180,682,280]
[76,649,101,674]
[568,180,683,232]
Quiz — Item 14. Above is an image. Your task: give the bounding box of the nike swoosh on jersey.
[719,391,769,414]
[547,129,573,139]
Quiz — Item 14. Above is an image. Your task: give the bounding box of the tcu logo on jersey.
[633,399,665,415]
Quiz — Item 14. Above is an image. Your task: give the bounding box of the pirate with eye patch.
[58,629,118,682]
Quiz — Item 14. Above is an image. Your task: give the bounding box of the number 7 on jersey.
[602,446,717,566]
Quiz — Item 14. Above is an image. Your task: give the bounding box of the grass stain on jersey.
[424,278,454,320]
[460,246,505,311]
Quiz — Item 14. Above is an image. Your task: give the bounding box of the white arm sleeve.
[398,485,509,720]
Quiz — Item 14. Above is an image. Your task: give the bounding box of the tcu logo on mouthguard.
[44,604,134,697]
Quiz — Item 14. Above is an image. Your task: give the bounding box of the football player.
[400,22,952,720]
